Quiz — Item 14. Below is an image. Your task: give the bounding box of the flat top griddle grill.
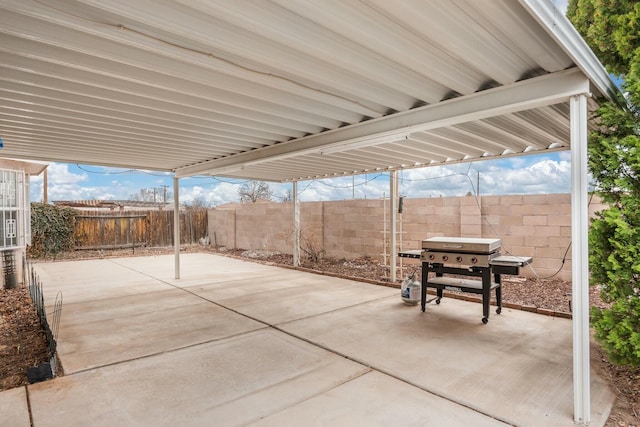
[422,237,501,254]
[421,237,503,268]
[399,236,532,324]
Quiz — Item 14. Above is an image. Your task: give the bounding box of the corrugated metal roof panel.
[0,0,616,181]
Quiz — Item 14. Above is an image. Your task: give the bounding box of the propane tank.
[400,272,421,305]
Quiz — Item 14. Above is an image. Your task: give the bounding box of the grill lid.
[422,237,501,254]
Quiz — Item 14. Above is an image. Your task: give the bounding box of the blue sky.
[28,151,574,206]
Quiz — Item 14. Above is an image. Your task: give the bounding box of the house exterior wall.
[208,194,606,281]
[0,158,47,288]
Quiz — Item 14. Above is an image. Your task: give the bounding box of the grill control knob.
[442,255,448,262]
[456,256,463,263]
[429,254,435,261]
[471,257,478,264]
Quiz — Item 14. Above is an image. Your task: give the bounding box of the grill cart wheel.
[482,317,489,324]
[496,307,502,314]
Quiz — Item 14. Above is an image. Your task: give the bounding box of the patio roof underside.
[0,0,615,182]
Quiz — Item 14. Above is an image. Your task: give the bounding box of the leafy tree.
[238,181,273,203]
[568,0,640,365]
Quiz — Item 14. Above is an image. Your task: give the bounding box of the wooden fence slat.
[73,209,207,249]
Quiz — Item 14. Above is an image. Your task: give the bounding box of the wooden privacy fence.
[74,209,208,249]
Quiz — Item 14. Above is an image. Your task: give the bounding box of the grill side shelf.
[489,255,533,275]
[398,250,422,259]
[489,255,532,266]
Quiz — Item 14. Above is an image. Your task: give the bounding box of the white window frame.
[0,168,27,249]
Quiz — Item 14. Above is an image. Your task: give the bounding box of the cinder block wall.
[322,199,386,260]
[208,209,236,248]
[482,195,573,280]
[208,194,606,281]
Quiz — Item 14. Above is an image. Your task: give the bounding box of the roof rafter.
[175,68,590,179]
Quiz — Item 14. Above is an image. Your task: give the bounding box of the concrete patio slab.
[189,270,397,324]
[56,287,203,325]
[111,253,280,288]
[184,269,315,299]
[279,295,614,427]
[250,370,508,427]
[28,329,371,427]
[57,288,265,374]
[32,258,175,306]
[25,254,614,426]
[0,387,30,427]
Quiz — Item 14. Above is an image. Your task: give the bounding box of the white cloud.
[31,154,575,207]
[29,163,89,202]
[29,163,145,202]
[397,157,572,197]
[292,155,573,201]
[180,181,242,206]
[481,158,571,195]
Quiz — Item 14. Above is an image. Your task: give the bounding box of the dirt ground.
[1,245,638,425]
[0,286,49,390]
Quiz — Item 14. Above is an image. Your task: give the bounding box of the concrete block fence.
[208,194,605,281]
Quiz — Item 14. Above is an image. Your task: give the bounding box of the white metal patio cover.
[0,0,620,423]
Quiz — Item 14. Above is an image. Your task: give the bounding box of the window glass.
[0,169,23,248]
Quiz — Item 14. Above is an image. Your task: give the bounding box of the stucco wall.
[208,194,606,281]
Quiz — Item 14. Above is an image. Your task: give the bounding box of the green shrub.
[589,198,640,365]
[568,0,640,367]
[592,298,640,366]
[28,203,77,259]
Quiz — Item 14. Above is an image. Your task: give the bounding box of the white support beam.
[175,68,590,177]
[570,94,590,425]
[389,171,397,283]
[174,176,180,280]
[293,181,300,268]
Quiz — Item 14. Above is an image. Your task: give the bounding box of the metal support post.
[571,93,590,425]
[293,181,300,267]
[174,176,180,280]
[389,171,397,282]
